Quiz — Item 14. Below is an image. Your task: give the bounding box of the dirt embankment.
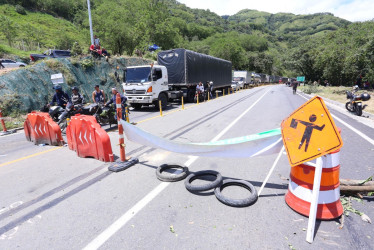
[0,56,151,116]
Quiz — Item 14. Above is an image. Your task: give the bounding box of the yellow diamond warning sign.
[281,96,343,166]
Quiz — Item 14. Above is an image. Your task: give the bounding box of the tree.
[0,15,18,46]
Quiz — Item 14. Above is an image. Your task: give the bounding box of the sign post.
[281,96,343,243]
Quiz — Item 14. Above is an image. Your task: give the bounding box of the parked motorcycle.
[93,103,117,127]
[345,86,371,116]
[194,90,205,103]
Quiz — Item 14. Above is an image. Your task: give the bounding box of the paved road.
[0,85,373,249]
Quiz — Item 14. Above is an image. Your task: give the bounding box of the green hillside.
[0,4,88,60]
[1,0,374,85]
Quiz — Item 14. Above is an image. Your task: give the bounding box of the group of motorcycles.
[345,86,371,116]
[42,102,119,132]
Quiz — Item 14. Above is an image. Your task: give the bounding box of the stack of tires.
[156,164,258,207]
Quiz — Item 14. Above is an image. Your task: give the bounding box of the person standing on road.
[196,82,204,93]
[292,81,298,95]
[0,60,4,69]
[105,87,127,120]
[92,85,105,103]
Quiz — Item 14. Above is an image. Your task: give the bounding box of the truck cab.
[122,65,169,109]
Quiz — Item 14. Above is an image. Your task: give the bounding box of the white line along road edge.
[297,92,374,146]
[82,87,273,250]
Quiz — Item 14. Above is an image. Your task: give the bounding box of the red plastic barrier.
[66,114,114,162]
[0,109,7,132]
[24,111,64,146]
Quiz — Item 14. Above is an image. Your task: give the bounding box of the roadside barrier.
[108,93,139,172]
[24,111,64,146]
[285,129,343,220]
[159,100,163,116]
[66,114,114,162]
[0,109,7,132]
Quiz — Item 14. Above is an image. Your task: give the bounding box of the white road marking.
[297,92,374,146]
[82,88,272,250]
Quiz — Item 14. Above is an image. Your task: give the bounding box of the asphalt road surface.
[1,84,373,249]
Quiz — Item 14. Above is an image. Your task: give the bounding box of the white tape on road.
[297,92,374,146]
[82,88,272,250]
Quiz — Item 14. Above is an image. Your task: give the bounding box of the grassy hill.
[0,4,88,61]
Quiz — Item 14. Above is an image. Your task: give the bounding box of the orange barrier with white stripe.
[24,111,64,146]
[0,109,7,132]
[285,148,343,220]
[116,93,126,162]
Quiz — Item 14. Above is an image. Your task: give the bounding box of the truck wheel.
[132,103,142,110]
[184,170,222,192]
[214,179,258,207]
[156,164,189,182]
[187,89,195,103]
[155,93,168,109]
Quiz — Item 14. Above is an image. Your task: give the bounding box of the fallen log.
[340,178,374,193]
[340,179,374,186]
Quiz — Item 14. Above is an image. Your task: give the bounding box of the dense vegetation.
[1,0,374,85]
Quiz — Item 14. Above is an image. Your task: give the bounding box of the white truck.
[232,71,250,88]
[122,49,232,109]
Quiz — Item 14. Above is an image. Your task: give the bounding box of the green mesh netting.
[0,56,152,115]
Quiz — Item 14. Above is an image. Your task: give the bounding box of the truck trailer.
[122,48,232,109]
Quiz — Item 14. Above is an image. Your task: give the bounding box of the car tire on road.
[214,179,258,207]
[156,164,189,182]
[184,170,222,192]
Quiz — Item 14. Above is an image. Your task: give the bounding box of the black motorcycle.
[345,86,371,116]
[93,103,117,127]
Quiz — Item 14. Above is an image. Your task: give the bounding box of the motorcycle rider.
[47,85,70,119]
[58,86,84,124]
[92,84,105,103]
[105,87,127,120]
[48,85,70,108]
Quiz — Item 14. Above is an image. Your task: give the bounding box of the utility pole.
[87,0,94,45]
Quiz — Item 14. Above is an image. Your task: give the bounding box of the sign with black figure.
[281,96,343,166]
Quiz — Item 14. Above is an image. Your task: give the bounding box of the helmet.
[71,86,79,91]
[53,85,62,90]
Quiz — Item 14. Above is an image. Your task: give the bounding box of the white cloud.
[177,0,374,22]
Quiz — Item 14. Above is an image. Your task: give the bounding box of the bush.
[304,84,320,94]
[71,42,83,56]
[80,58,94,69]
[15,5,26,15]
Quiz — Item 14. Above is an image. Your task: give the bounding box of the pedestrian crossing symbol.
[281,96,343,166]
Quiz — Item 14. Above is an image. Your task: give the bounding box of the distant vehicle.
[251,73,261,84]
[30,49,71,62]
[0,59,27,68]
[123,48,232,109]
[233,71,250,88]
[231,81,240,91]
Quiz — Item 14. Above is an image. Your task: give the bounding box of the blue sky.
[177,0,374,22]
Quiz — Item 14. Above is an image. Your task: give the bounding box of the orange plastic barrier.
[66,114,114,162]
[24,111,64,146]
[285,128,343,220]
[0,109,7,132]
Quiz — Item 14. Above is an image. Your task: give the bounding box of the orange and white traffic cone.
[108,93,139,172]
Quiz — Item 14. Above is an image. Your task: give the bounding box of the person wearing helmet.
[57,86,85,124]
[48,85,70,108]
[70,86,84,107]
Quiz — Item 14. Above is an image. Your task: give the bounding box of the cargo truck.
[122,48,232,109]
[232,71,250,88]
